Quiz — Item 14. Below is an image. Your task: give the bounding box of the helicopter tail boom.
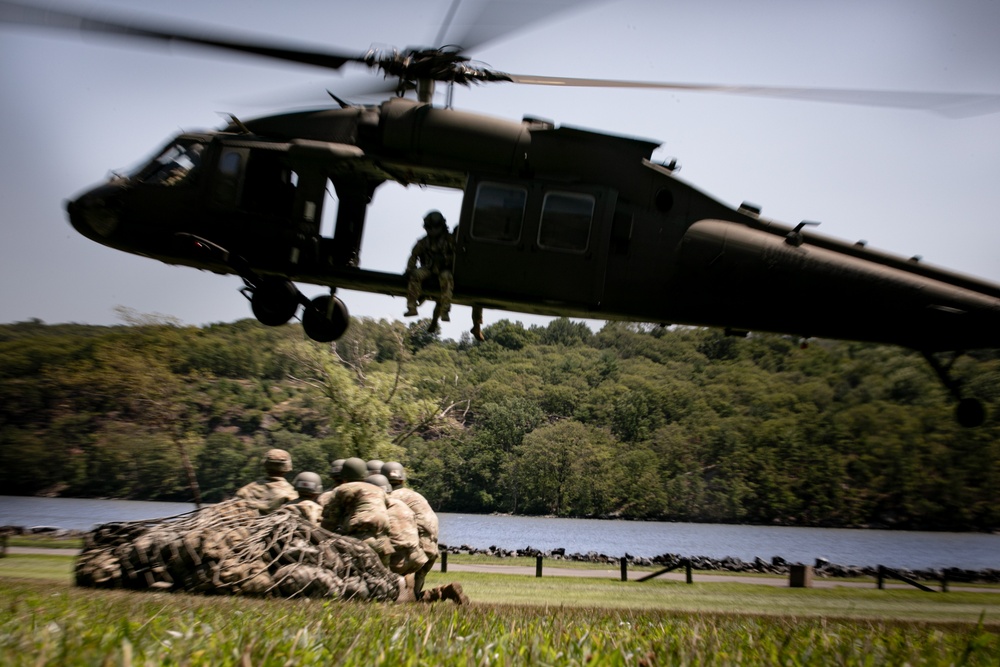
[668,219,1000,352]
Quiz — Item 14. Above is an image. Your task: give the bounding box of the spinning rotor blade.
[506,74,1000,117]
[0,1,362,72]
[435,0,601,54]
[3,1,995,116]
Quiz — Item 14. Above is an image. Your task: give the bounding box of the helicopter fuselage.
[66,97,1000,353]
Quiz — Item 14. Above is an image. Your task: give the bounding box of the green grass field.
[1,552,998,665]
[3,535,85,550]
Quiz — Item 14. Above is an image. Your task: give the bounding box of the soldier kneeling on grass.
[381,461,445,601]
[284,471,324,526]
[321,457,395,564]
[235,448,298,514]
[366,472,467,605]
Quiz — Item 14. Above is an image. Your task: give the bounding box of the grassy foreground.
[2,553,999,665]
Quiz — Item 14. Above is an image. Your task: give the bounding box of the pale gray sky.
[1,0,998,340]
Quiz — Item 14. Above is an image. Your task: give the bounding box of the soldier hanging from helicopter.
[404,210,455,333]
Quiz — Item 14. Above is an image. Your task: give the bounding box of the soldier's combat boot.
[419,586,443,602]
[442,582,469,604]
[419,583,468,604]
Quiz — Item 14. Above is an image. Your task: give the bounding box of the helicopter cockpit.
[127,138,205,186]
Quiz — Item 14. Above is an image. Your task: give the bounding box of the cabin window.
[538,192,594,253]
[471,182,526,244]
[212,147,246,207]
[219,150,242,177]
[133,140,204,186]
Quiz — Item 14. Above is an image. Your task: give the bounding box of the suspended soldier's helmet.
[292,471,323,496]
[381,461,406,487]
[341,457,368,482]
[423,210,446,230]
[263,448,292,473]
[330,459,346,479]
[365,474,392,493]
[366,459,385,477]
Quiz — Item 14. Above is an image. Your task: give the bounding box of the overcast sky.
[1,0,998,341]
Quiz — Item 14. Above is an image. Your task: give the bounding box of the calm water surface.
[2,496,997,570]
[0,496,199,531]
[438,513,1000,570]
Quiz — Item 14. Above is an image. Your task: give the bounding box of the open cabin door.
[207,138,380,274]
[454,177,616,308]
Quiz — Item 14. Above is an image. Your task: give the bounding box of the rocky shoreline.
[439,543,1000,584]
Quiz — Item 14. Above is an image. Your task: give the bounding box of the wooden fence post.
[620,558,628,581]
[536,555,543,578]
[789,564,814,588]
[440,551,447,573]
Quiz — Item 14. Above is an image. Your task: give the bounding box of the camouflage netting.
[75,499,400,601]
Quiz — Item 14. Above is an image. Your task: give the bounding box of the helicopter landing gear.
[249,277,300,326]
[178,232,352,341]
[302,291,350,342]
[922,351,986,428]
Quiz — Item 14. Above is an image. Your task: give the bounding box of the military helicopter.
[3,1,1000,426]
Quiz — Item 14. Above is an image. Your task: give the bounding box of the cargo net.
[75,499,399,601]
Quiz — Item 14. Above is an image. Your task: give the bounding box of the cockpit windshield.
[129,139,205,186]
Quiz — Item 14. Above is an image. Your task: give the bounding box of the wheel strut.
[177,231,350,341]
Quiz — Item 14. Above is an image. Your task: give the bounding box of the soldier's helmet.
[341,457,368,482]
[423,210,446,230]
[381,461,406,486]
[263,448,292,473]
[366,459,385,477]
[292,471,323,495]
[365,474,392,493]
[330,458,346,479]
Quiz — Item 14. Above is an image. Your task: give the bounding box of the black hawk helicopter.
[3,1,1000,426]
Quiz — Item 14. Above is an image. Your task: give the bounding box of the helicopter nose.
[66,186,123,240]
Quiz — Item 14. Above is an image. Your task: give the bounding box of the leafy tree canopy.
[1,317,997,530]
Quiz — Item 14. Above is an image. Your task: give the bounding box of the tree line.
[1,314,998,530]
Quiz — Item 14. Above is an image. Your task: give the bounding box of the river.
[1,496,997,571]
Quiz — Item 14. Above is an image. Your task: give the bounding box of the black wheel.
[251,278,299,326]
[956,398,985,428]
[302,294,349,342]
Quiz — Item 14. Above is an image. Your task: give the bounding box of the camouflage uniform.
[321,481,394,566]
[385,495,428,576]
[235,476,298,514]
[284,498,323,526]
[405,211,455,321]
[391,486,439,595]
[316,459,346,506]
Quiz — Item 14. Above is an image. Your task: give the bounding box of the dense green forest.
[1,314,998,530]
